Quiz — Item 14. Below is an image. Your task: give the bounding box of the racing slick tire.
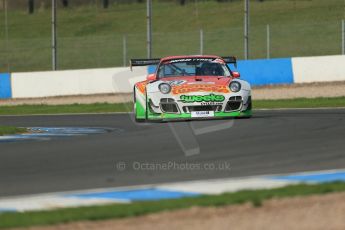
[134,89,147,123]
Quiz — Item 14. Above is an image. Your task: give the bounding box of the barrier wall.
[1,55,345,99]
[0,73,12,99]
[149,56,344,86]
[10,67,146,98]
[292,55,345,83]
[148,58,294,86]
[236,58,294,86]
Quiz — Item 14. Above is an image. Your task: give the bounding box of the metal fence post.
[341,19,345,55]
[266,24,270,59]
[52,0,57,70]
[200,29,204,55]
[123,35,127,67]
[147,0,152,58]
[3,0,9,72]
[244,0,249,60]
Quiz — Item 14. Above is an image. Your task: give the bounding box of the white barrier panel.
[11,55,345,99]
[11,67,147,98]
[292,55,345,83]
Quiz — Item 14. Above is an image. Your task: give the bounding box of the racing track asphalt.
[0,109,345,197]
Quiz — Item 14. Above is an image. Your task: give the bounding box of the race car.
[131,55,252,122]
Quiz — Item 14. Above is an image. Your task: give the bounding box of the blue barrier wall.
[234,58,294,86]
[0,73,12,99]
[148,58,294,86]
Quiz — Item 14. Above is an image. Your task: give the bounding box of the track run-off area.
[0,108,345,198]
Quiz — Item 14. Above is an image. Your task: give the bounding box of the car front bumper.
[146,109,252,121]
[146,93,252,120]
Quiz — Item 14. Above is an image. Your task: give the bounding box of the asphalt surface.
[0,109,345,197]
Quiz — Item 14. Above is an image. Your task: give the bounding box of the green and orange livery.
[132,55,252,122]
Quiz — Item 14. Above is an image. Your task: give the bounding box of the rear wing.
[222,56,237,68]
[130,58,161,71]
[130,56,237,70]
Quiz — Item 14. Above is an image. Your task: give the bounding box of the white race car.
[132,55,252,122]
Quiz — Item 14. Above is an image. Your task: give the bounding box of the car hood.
[160,76,232,95]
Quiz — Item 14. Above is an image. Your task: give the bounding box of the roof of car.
[160,55,222,62]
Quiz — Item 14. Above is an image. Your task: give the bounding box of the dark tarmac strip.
[0,109,344,197]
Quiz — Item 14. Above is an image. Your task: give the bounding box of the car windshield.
[157,59,231,78]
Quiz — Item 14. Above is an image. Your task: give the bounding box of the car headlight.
[229,81,241,92]
[159,83,171,94]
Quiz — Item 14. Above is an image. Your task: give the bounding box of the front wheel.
[134,88,147,123]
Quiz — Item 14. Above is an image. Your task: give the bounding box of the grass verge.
[0,126,27,136]
[0,103,132,115]
[254,97,345,109]
[1,97,345,115]
[1,182,345,229]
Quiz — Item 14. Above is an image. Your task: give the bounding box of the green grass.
[0,97,344,115]
[254,97,345,109]
[1,0,345,72]
[1,182,345,229]
[0,103,132,115]
[0,126,27,136]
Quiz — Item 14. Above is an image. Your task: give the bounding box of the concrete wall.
[292,55,345,83]
[10,67,146,98]
[1,55,345,99]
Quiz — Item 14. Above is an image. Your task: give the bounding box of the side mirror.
[232,71,240,78]
[146,74,156,81]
